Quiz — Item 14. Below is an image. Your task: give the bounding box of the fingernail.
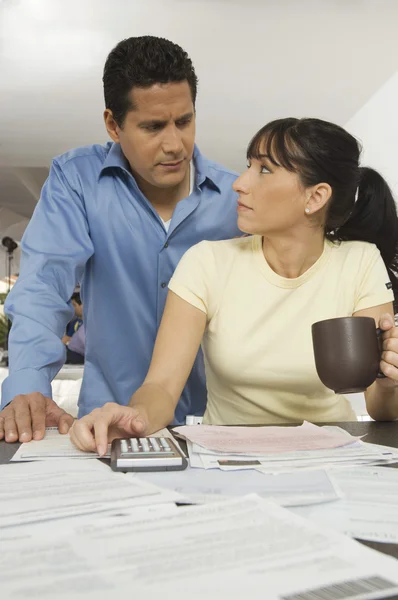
[20,432,30,441]
[33,431,41,440]
[98,445,106,456]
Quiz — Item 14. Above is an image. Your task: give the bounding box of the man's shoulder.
[53,142,112,171]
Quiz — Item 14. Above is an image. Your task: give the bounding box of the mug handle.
[376,328,386,379]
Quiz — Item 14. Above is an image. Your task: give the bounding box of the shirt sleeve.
[168,241,218,319]
[354,243,394,313]
[1,159,94,408]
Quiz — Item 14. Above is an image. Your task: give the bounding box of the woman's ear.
[305,183,332,216]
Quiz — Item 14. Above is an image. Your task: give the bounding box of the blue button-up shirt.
[2,142,240,423]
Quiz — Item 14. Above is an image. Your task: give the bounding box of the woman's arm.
[129,290,207,430]
[354,302,398,420]
[70,291,207,454]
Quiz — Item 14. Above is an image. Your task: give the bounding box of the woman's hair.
[247,117,398,303]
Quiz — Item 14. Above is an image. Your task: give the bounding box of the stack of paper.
[3,494,398,599]
[0,459,184,529]
[173,421,398,472]
[292,466,398,544]
[132,465,342,506]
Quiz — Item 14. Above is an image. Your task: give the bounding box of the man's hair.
[103,36,198,127]
[71,292,82,305]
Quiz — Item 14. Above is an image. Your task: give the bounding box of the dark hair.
[247,117,398,302]
[71,292,82,305]
[103,36,198,127]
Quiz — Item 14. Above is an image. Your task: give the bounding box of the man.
[65,324,85,365]
[62,291,83,345]
[0,36,240,443]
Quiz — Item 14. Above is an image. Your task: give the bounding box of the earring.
[305,208,310,214]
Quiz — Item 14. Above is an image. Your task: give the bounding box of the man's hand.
[70,403,149,457]
[0,393,74,443]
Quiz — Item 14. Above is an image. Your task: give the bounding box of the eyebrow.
[138,112,194,128]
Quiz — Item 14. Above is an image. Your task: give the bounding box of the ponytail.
[329,167,398,303]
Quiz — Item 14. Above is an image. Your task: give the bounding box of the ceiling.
[1,0,398,249]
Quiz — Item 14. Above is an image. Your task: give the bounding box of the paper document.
[173,421,357,454]
[292,466,398,544]
[2,494,398,599]
[11,427,111,461]
[11,426,179,462]
[0,459,183,529]
[132,466,341,506]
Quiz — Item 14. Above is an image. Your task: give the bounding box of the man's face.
[71,300,83,319]
[104,81,195,190]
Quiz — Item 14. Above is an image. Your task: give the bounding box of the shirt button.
[161,282,167,288]
[164,242,169,248]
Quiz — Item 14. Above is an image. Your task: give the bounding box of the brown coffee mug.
[311,316,384,394]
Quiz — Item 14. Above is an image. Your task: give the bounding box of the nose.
[162,124,184,156]
[233,169,250,194]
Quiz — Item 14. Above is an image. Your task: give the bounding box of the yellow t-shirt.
[168,236,394,425]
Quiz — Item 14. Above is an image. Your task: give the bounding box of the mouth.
[158,159,185,170]
[237,201,253,211]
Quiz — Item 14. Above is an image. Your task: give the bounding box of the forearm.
[365,381,398,421]
[129,382,177,434]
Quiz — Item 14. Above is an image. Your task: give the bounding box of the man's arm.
[0,159,94,440]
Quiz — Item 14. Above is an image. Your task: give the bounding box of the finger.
[29,395,48,440]
[381,327,398,341]
[383,337,398,351]
[13,400,34,442]
[92,419,112,457]
[69,418,97,453]
[58,411,75,434]
[4,411,19,443]
[130,414,147,436]
[379,359,398,383]
[382,350,398,370]
[0,415,4,440]
[379,313,394,331]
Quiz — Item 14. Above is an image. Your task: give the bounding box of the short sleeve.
[168,241,218,319]
[354,244,394,312]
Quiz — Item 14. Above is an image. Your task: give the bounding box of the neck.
[262,229,325,279]
[133,166,191,222]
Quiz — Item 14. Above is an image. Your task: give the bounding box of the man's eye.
[176,119,191,127]
[145,124,162,132]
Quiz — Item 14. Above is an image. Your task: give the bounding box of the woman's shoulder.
[329,238,381,261]
[187,235,254,260]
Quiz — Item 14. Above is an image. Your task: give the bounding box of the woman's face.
[233,152,309,236]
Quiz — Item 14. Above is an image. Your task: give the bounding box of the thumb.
[379,313,394,331]
[128,406,149,436]
[58,411,75,434]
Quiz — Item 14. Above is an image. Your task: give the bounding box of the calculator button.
[120,440,128,454]
[139,438,150,452]
[160,438,171,451]
[130,438,139,452]
[149,437,160,452]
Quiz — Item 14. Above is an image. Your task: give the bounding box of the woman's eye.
[260,165,270,174]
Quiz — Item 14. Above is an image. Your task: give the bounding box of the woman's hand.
[69,403,149,456]
[378,313,398,386]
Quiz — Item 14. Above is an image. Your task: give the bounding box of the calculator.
[110,436,188,472]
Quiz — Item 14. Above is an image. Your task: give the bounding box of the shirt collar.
[99,142,221,193]
[99,142,131,178]
[193,145,221,193]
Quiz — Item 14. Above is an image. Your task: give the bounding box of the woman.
[71,118,398,455]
